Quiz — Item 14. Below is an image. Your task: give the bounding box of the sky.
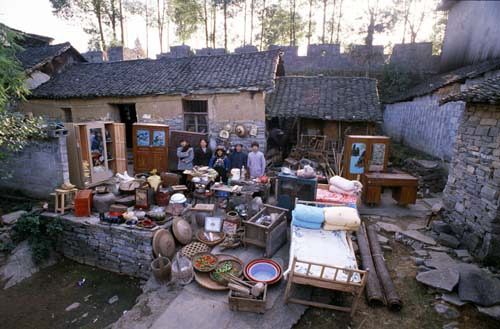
[0,0,442,57]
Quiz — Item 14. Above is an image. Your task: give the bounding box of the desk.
[361,172,418,206]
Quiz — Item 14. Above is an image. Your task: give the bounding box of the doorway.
[117,104,137,148]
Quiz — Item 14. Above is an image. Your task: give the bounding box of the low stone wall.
[43,213,154,279]
[0,135,69,199]
[402,159,447,197]
[383,95,465,161]
[443,103,500,265]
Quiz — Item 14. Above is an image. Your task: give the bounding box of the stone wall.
[0,135,69,199]
[45,213,154,279]
[443,103,500,265]
[383,95,465,161]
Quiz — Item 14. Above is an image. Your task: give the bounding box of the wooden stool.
[54,188,78,214]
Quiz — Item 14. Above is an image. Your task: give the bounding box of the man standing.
[229,143,248,170]
[247,142,266,178]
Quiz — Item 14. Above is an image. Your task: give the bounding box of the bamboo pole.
[366,224,403,311]
[357,223,385,306]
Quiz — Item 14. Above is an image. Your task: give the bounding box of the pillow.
[292,218,322,229]
[292,204,325,224]
[323,206,361,231]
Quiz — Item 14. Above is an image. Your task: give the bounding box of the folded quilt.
[329,176,363,194]
[323,206,361,231]
[292,218,323,229]
[292,203,325,224]
[329,185,359,196]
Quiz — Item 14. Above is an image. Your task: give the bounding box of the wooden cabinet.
[361,172,418,206]
[65,122,127,188]
[343,135,390,180]
[133,123,169,173]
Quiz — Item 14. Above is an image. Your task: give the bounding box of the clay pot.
[93,188,116,213]
[151,256,172,282]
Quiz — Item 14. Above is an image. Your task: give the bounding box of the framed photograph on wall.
[205,216,223,232]
[135,188,150,209]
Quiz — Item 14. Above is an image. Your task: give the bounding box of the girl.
[209,146,230,183]
[193,138,212,167]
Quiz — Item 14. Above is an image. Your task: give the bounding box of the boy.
[247,142,266,178]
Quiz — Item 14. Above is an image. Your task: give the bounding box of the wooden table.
[361,172,418,206]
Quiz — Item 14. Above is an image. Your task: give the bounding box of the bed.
[284,199,367,316]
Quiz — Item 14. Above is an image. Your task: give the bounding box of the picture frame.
[135,187,149,209]
[205,216,223,232]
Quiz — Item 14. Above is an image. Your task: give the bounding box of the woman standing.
[177,140,194,185]
[209,146,230,183]
[193,138,212,167]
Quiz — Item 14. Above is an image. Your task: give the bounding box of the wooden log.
[357,223,386,306]
[366,224,403,311]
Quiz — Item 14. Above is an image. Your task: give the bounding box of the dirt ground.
[0,258,142,329]
[295,234,499,329]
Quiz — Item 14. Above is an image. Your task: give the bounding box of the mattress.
[286,225,361,283]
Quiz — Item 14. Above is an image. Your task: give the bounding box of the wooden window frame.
[183,100,208,133]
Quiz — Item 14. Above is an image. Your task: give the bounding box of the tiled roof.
[30,50,282,99]
[386,58,500,103]
[441,75,500,104]
[16,42,81,72]
[266,76,381,122]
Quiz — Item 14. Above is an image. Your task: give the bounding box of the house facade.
[20,50,284,151]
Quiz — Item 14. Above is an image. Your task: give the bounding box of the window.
[183,100,208,133]
[61,107,73,122]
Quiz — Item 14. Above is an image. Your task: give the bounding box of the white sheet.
[285,225,361,283]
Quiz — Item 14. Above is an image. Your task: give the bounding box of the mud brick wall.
[46,214,154,279]
[383,95,465,161]
[443,103,500,265]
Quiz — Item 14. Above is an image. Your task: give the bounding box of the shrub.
[12,213,63,264]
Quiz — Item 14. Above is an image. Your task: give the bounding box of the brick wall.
[443,103,500,265]
[383,95,465,160]
[0,135,69,198]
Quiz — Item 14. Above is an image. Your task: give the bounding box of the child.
[209,146,230,183]
[247,142,266,178]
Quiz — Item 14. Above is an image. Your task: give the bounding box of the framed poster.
[136,129,150,146]
[152,130,166,146]
[349,142,366,175]
[135,187,150,209]
[205,216,223,232]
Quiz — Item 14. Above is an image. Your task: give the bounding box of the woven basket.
[172,252,194,285]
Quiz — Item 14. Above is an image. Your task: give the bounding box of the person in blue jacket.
[229,143,248,171]
[209,146,230,183]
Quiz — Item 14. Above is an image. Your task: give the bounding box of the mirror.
[89,128,106,173]
[369,143,386,172]
[349,142,366,174]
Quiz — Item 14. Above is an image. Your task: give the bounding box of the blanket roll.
[292,218,323,229]
[329,176,363,193]
[329,185,359,196]
[292,203,325,224]
[323,206,361,231]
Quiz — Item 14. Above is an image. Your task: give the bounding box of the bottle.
[241,166,246,180]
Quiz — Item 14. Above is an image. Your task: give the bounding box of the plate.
[209,258,243,285]
[192,252,218,272]
[196,229,226,246]
[244,259,282,285]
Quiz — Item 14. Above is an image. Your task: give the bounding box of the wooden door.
[133,123,169,173]
[112,123,127,173]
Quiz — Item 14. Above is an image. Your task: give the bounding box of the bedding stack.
[291,203,361,231]
[291,204,324,229]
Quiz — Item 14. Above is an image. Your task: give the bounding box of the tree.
[327,0,337,43]
[259,0,266,50]
[215,0,243,51]
[257,4,305,49]
[321,0,327,44]
[289,0,297,46]
[306,0,316,46]
[0,26,45,173]
[103,0,119,42]
[361,0,398,48]
[50,0,109,50]
[335,0,343,43]
[172,0,201,44]
[156,0,169,52]
[430,10,448,55]
[249,0,255,44]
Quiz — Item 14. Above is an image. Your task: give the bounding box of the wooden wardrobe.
[133,123,169,173]
[65,122,127,188]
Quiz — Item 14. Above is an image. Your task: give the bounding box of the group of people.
[177,139,266,183]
